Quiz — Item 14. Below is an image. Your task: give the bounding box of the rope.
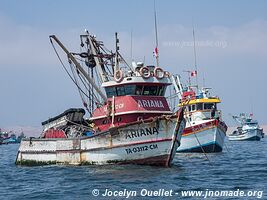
[50,39,91,100]
[186,117,213,165]
[182,99,213,165]
[69,62,91,114]
[50,38,103,115]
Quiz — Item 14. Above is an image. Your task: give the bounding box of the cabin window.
[191,104,196,111]
[204,103,216,110]
[117,86,126,96]
[197,103,203,110]
[158,86,166,96]
[143,86,158,96]
[135,85,143,95]
[102,119,108,124]
[105,87,117,98]
[106,84,167,97]
[188,106,191,112]
[124,85,136,95]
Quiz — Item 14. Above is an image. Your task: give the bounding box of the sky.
[0,0,267,134]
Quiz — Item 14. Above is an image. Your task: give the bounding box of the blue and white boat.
[172,75,228,153]
[228,113,263,141]
[0,129,20,144]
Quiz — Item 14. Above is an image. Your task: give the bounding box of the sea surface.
[0,139,266,200]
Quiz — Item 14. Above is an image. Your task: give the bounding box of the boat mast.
[115,32,120,71]
[232,114,244,125]
[154,0,159,67]
[130,29,133,63]
[171,75,183,100]
[183,70,192,88]
[49,35,107,102]
[84,32,109,83]
[192,25,199,90]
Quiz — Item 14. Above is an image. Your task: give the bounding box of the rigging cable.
[69,61,91,114]
[183,99,213,165]
[50,39,96,113]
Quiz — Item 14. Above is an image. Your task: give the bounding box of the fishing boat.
[172,75,227,153]
[228,113,263,141]
[16,32,185,166]
[0,129,18,144]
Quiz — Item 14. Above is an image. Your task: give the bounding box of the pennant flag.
[191,70,197,77]
[153,47,158,58]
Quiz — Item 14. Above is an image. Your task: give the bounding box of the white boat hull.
[177,120,226,153]
[228,129,262,141]
[16,113,185,167]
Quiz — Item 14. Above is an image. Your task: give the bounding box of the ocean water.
[0,139,266,200]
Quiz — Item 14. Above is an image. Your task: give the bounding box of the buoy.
[154,67,164,79]
[140,67,151,79]
[114,70,124,82]
[164,71,171,77]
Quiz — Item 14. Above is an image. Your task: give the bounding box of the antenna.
[130,29,133,62]
[154,0,159,67]
[115,32,120,71]
[203,72,206,87]
[192,23,199,89]
[183,70,192,86]
[250,97,254,117]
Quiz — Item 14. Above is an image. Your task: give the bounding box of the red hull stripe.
[183,119,227,136]
[183,125,215,136]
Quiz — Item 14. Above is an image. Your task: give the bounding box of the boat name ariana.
[125,127,159,139]
[137,100,164,108]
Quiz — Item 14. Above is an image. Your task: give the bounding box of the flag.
[153,47,158,58]
[250,113,253,117]
[191,70,197,77]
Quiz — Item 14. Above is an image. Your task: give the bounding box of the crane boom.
[49,35,107,102]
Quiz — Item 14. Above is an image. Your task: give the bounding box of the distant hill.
[261,125,267,135]
[2,126,42,137]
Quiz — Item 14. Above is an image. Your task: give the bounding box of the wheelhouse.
[104,84,167,98]
[187,102,218,112]
[91,73,173,131]
[178,93,222,122]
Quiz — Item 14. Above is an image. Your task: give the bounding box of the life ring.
[154,67,164,79]
[140,67,151,79]
[114,70,124,82]
[164,71,171,77]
